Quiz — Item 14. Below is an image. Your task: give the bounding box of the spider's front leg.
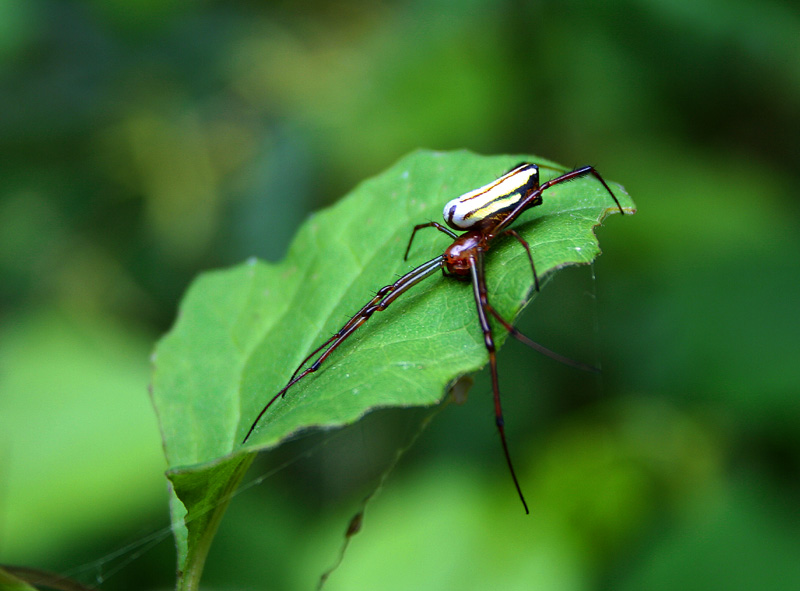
[242,255,444,443]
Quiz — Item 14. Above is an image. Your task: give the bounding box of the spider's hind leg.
[485,305,600,374]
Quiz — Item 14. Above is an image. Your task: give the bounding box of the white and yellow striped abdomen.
[443,163,540,230]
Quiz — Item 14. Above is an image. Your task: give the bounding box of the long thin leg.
[404,222,458,260]
[503,228,539,292]
[243,255,445,443]
[505,162,570,177]
[284,255,444,384]
[285,286,410,384]
[490,166,624,238]
[286,334,337,382]
[536,162,570,176]
[484,304,600,374]
[540,166,623,215]
[287,255,442,384]
[491,225,598,372]
[469,251,529,514]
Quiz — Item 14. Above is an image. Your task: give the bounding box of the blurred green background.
[1,0,799,589]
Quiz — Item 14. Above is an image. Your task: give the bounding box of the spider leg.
[484,304,600,374]
[287,334,337,382]
[469,250,529,514]
[243,255,444,443]
[539,166,624,215]
[503,228,539,292]
[535,162,569,175]
[404,222,458,261]
[285,269,427,384]
[489,166,624,238]
[281,298,391,386]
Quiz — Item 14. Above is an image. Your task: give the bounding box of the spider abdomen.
[443,163,540,230]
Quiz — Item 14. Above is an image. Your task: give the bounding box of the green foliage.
[0,309,164,563]
[150,150,633,586]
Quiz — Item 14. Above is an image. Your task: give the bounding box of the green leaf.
[150,149,635,587]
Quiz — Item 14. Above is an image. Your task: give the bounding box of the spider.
[243,162,625,513]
